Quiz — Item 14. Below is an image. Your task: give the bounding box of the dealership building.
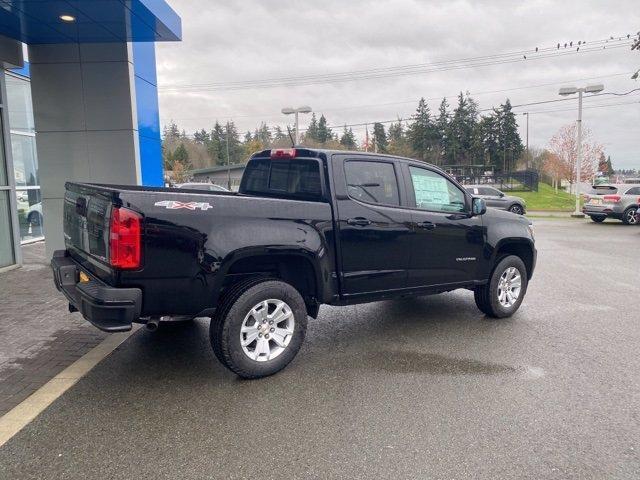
[0,0,181,271]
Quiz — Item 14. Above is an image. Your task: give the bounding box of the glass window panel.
[344,161,400,206]
[16,189,43,242]
[0,191,15,267]
[409,166,466,213]
[11,134,39,187]
[6,74,35,133]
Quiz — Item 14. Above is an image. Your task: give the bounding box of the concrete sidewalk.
[0,243,107,416]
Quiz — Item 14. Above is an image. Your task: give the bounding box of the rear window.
[240,158,323,200]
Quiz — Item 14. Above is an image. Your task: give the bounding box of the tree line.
[163,92,527,180]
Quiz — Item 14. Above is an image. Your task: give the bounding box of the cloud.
[157,0,640,168]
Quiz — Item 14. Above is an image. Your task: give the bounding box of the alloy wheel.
[497,267,522,308]
[240,299,295,362]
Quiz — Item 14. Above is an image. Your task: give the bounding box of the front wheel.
[509,204,524,215]
[621,207,638,225]
[210,279,308,379]
[474,255,528,318]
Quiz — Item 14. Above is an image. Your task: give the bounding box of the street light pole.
[558,83,604,218]
[282,106,312,146]
[575,90,583,216]
[226,121,231,190]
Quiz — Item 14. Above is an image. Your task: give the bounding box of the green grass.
[516,183,579,211]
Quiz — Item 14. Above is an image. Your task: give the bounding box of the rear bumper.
[582,205,623,218]
[51,250,141,332]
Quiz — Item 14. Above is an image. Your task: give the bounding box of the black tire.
[210,278,308,379]
[590,216,606,223]
[474,255,528,318]
[508,204,524,215]
[621,207,638,225]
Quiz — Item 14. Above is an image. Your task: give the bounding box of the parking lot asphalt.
[0,220,639,479]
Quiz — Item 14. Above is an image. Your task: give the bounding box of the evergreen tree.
[497,99,523,171]
[209,122,226,165]
[244,131,253,143]
[449,92,478,165]
[193,129,209,144]
[435,98,450,165]
[306,113,319,142]
[340,125,357,149]
[255,122,272,145]
[163,121,180,141]
[606,155,614,175]
[409,97,438,162]
[317,115,333,143]
[172,143,192,170]
[273,126,288,142]
[372,122,388,153]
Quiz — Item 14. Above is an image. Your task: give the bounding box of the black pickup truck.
[52,148,536,378]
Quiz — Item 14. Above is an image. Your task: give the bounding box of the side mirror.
[472,197,487,216]
[499,192,505,198]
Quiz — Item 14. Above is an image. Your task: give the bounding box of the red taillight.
[271,148,296,160]
[109,207,142,270]
[603,195,621,203]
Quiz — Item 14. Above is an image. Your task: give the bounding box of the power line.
[160,71,634,122]
[159,35,634,92]
[301,91,640,132]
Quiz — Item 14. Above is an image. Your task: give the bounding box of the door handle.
[346,217,372,226]
[415,221,436,230]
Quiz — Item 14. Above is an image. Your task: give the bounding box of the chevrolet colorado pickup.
[52,148,536,378]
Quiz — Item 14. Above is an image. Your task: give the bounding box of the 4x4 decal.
[154,200,213,211]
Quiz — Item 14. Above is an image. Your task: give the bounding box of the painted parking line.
[0,328,138,448]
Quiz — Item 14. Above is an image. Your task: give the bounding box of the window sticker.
[411,172,450,208]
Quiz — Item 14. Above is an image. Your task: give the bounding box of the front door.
[332,156,413,297]
[402,164,485,288]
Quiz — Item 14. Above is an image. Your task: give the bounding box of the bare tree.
[548,124,602,192]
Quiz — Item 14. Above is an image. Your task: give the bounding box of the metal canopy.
[0,0,181,44]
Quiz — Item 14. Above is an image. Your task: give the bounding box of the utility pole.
[226,121,231,191]
[559,83,604,218]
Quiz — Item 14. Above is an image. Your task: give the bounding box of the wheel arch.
[216,249,325,318]
[493,239,535,280]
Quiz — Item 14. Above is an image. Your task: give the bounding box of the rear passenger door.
[332,156,413,297]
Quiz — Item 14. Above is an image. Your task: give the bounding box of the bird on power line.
[523,55,527,59]
[535,47,539,52]
[570,41,573,46]
[564,43,567,48]
[577,47,580,51]
[557,43,560,49]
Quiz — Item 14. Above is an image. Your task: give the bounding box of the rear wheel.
[474,255,528,318]
[210,278,307,379]
[622,207,638,225]
[590,215,606,223]
[509,204,524,215]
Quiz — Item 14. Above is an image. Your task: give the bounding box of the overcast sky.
[157,0,640,168]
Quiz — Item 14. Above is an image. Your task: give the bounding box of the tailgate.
[63,183,115,268]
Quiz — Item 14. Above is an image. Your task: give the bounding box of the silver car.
[582,184,640,225]
[464,185,526,215]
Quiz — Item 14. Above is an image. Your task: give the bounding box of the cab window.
[344,161,400,206]
[408,166,466,213]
